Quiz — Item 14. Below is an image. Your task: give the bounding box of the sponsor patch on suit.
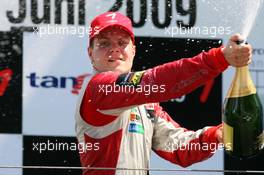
[116,71,145,87]
[128,107,144,134]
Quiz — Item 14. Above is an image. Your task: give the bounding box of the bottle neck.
[226,66,256,98]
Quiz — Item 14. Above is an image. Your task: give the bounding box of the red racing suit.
[75,47,229,175]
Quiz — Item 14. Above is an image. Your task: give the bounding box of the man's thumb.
[230,33,243,43]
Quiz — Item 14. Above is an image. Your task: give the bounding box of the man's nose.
[109,43,121,53]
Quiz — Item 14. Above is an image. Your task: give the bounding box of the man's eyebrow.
[117,35,131,40]
[96,36,109,41]
[96,32,131,41]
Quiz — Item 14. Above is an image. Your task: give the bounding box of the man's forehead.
[97,26,131,39]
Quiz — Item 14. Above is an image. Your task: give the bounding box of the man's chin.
[109,66,130,74]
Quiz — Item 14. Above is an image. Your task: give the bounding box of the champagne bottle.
[223,66,264,158]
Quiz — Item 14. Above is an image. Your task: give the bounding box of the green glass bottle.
[223,66,264,158]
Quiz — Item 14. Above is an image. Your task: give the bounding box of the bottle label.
[257,132,264,150]
[223,122,233,151]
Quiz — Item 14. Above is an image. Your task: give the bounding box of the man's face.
[88,27,135,74]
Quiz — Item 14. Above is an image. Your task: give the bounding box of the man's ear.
[132,45,136,57]
[88,47,92,58]
[88,47,95,66]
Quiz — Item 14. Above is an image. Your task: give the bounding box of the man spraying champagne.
[75,12,253,175]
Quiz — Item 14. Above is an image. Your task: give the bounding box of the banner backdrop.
[23,32,91,136]
[0,0,264,175]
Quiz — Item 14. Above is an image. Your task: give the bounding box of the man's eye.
[119,40,128,46]
[98,42,110,47]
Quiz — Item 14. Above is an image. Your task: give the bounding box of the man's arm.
[151,103,222,167]
[84,47,228,110]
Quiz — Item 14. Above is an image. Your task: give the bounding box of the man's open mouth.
[108,58,125,62]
